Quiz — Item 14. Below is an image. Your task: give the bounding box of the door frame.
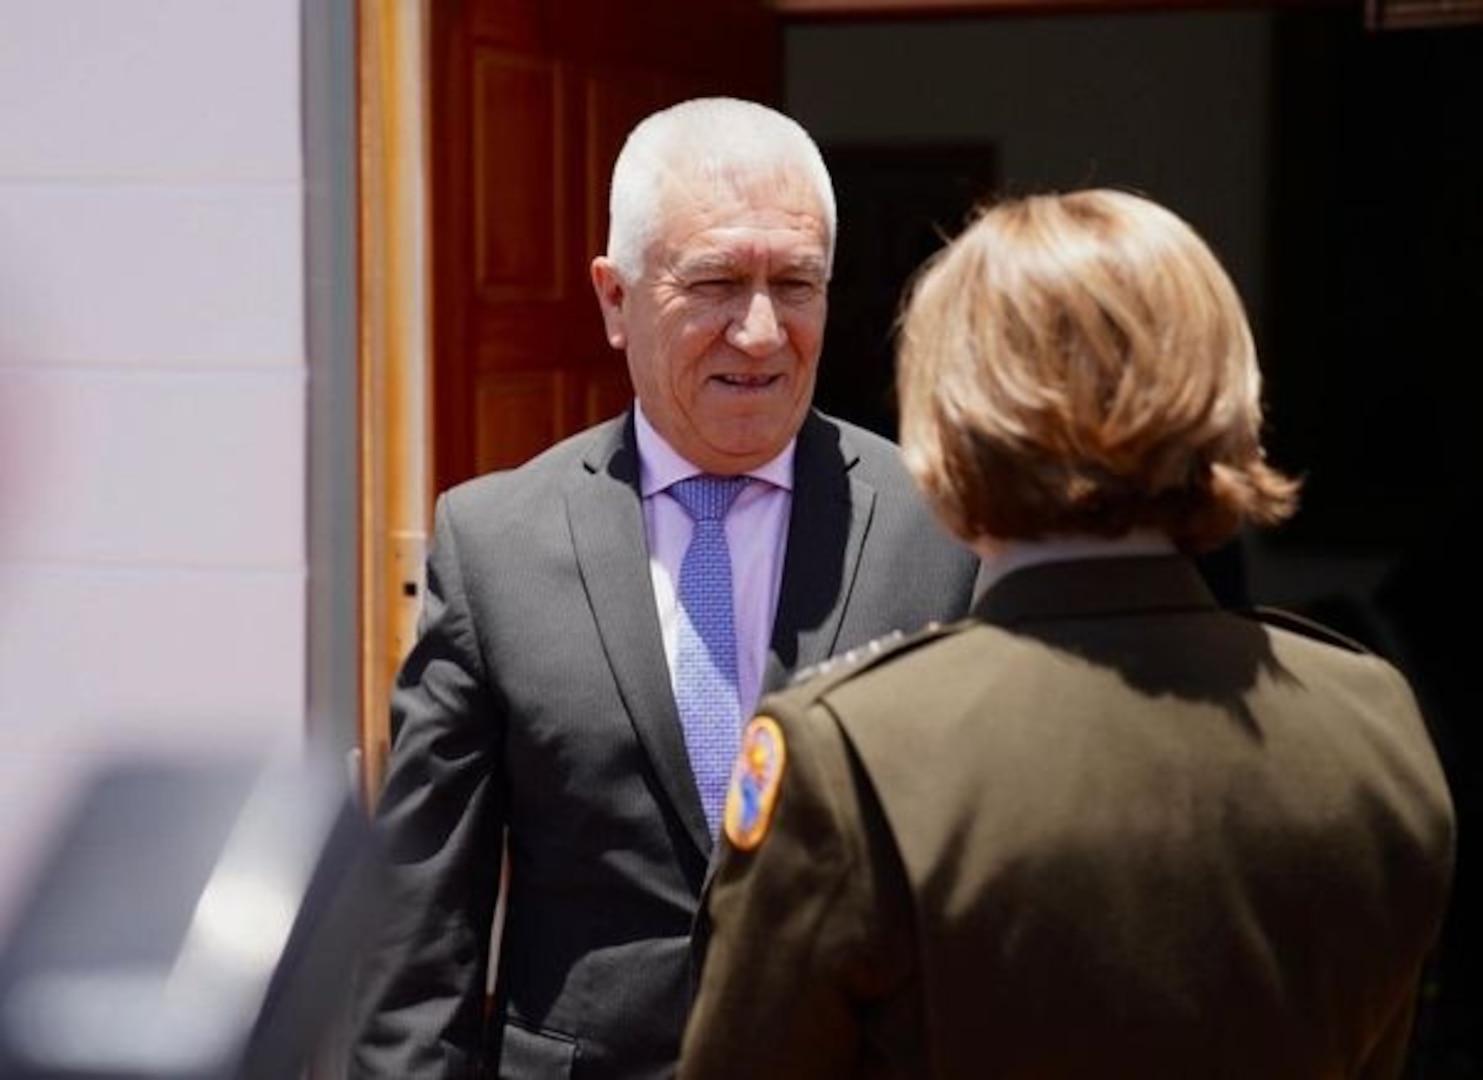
[356,0,433,803]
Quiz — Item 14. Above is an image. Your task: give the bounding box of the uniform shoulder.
[1239,605,1371,655]
[779,621,966,705]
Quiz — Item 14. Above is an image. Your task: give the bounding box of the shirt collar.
[633,401,795,497]
[977,530,1178,593]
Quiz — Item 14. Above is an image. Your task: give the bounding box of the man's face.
[591,167,830,475]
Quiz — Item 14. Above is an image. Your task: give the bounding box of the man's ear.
[590,257,627,350]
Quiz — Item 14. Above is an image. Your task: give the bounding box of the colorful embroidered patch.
[722,715,787,851]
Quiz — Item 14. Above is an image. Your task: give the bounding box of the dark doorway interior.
[814,143,998,439]
[1262,17,1483,1072]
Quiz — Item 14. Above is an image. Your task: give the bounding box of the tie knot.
[669,475,748,522]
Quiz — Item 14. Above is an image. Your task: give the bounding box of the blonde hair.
[896,188,1300,552]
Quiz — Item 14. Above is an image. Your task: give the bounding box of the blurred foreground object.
[0,754,382,1079]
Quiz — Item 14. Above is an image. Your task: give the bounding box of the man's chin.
[690,436,789,475]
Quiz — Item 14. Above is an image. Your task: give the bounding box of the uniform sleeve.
[348,495,507,1079]
[679,695,909,1079]
[1359,979,1424,1080]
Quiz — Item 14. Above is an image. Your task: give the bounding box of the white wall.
[0,0,311,932]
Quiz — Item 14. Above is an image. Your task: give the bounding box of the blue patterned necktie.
[669,474,750,839]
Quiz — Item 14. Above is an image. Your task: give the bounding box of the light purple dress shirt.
[633,404,792,720]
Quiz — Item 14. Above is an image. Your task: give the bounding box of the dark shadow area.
[1264,15,1481,557]
[1264,15,1482,1075]
[815,143,998,440]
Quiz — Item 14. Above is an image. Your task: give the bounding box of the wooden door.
[429,0,783,493]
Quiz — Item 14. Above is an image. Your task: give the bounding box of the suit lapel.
[567,414,714,858]
[767,413,874,690]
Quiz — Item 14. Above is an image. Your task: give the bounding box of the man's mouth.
[715,373,781,389]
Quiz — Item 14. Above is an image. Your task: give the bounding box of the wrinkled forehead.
[667,153,823,205]
[653,160,831,250]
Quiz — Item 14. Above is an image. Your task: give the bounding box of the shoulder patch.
[722,715,787,852]
[1241,605,1370,654]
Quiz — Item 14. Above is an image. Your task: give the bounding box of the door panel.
[431,0,782,490]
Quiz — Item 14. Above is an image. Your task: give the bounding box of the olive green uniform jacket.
[680,555,1456,1080]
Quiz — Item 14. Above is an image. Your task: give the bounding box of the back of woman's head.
[896,187,1300,552]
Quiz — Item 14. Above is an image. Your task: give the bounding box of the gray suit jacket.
[349,409,981,1078]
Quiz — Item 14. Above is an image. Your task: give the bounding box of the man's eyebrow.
[674,253,828,280]
[675,255,739,278]
[777,257,828,278]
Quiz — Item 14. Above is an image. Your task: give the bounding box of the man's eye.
[775,280,822,302]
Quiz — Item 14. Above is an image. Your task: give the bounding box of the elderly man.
[349,96,980,1079]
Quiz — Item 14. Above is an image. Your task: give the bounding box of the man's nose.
[727,290,787,355]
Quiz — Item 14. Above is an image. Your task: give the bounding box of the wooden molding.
[1366,0,1483,27]
[358,0,433,809]
[767,0,1351,16]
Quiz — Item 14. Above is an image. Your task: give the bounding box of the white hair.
[604,97,837,281]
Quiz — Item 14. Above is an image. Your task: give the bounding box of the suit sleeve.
[679,695,913,1079]
[348,494,507,1079]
